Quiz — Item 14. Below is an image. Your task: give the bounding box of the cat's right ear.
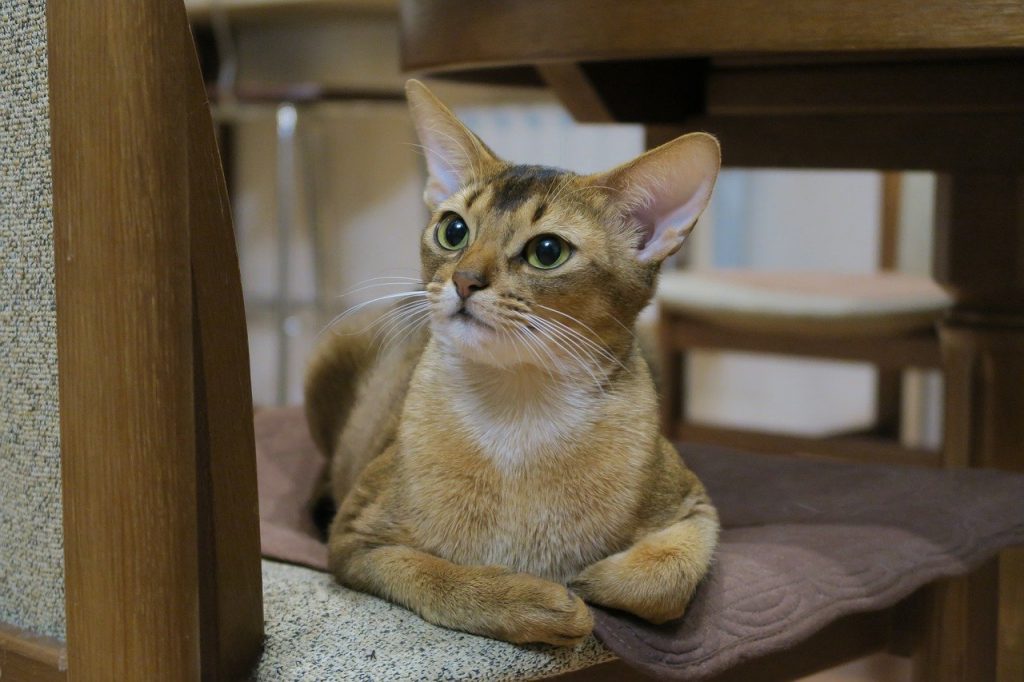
[406,80,498,209]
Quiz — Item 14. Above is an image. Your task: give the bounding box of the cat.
[304,79,721,647]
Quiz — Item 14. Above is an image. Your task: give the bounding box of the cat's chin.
[433,319,541,370]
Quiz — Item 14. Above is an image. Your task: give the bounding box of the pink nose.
[453,270,487,300]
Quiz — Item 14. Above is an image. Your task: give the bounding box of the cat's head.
[407,80,719,376]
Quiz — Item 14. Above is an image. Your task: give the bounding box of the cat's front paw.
[489,573,594,646]
[570,553,692,625]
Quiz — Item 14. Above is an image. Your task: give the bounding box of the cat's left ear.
[406,79,500,209]
[591,133,720,264]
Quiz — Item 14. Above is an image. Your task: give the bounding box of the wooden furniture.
[3,3,1019,680]
[185,0,396,22]
[400,2,1024,476]
[658,175,950,467]
[196,5,405,404]
[0,1,262,679]
[400,1,1024,679]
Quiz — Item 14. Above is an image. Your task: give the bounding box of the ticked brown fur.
[305,81,721,646]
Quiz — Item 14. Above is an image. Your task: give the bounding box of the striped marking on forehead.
[487,164,569,213]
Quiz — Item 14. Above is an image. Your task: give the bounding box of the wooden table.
[400,0,1024,475]
[402,13,1024,676]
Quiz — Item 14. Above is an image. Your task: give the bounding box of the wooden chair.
[658,173,952,467]
[3,3,1020,681]
[0,1,263,678]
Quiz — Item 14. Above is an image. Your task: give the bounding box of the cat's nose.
[453,270,488,300]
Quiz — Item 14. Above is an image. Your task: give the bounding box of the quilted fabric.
[594,447,1024,679]
[254,407,1024,680]
[0,0,65,639]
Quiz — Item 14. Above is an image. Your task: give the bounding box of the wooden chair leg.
[998,548,1024,682]
[912,557,1000,682]
[876,367,903,440]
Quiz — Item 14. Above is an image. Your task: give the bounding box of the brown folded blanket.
[254,407,1024,680]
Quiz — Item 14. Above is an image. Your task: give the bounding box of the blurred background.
[189,3,943,677]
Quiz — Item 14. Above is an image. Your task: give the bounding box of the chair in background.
[657,173,952,467]
[195,1,408,405]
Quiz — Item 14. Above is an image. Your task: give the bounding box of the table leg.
[933,173,1024,472]
[933,173,1024,680]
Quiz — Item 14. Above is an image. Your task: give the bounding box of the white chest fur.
[447,362,599,473]
[400,350,649,582]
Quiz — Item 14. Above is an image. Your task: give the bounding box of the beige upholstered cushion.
[0,0,65,639]
[258,560,614,681]
[658,270,951,337]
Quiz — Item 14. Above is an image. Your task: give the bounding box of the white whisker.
[526,316,607,395]
[319,291,429,339]
[372,299,430,346]
[511,326,559,385]
[380,307,431,356]
[534,304,629,372]
[532,314,627,375]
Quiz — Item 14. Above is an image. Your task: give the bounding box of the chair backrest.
[2,1,264,679]
[0,0,64,643]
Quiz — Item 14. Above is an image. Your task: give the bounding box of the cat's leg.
[331,540,593,645]
[570,465,719,624]
[327,447,593,646]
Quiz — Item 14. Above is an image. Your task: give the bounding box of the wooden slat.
[706,60,1024,116]
[647,113,1024,171]
[912,558,1000,681]
[184,19,265,680]
[536,63,614,123]
[934,174,1024,473]
[875,368,903,439]
[879,172,903,270]
[0,622,66,681]
[401,0,1024,74]
[50,1,209,679]
[561,59,1024,124]
[660,314,942,369]
[998,549,1024,682]
[676,423,941,468]
[186,0,397,22]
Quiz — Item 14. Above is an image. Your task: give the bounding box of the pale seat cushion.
[258,560,615,681]
[658,270,951,337]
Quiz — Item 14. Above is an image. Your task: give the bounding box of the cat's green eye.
[525,234,571,270]
[436,213,470,251]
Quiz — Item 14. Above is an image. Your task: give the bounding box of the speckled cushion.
[258,560,615,681]
[0,0,65,639]
[254,407,1024,680]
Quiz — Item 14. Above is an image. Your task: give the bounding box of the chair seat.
[253,408,1024,681]
[658,270,951,337]
[258,560,615,681]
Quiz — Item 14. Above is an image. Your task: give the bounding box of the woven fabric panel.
[0,0,65,639]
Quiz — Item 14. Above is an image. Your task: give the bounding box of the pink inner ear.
[632,208,658,251]
[633,176,714,262]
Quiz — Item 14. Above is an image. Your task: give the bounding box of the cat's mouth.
[452,307,494,331]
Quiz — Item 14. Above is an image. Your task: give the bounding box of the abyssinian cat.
[305,80,721,646]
